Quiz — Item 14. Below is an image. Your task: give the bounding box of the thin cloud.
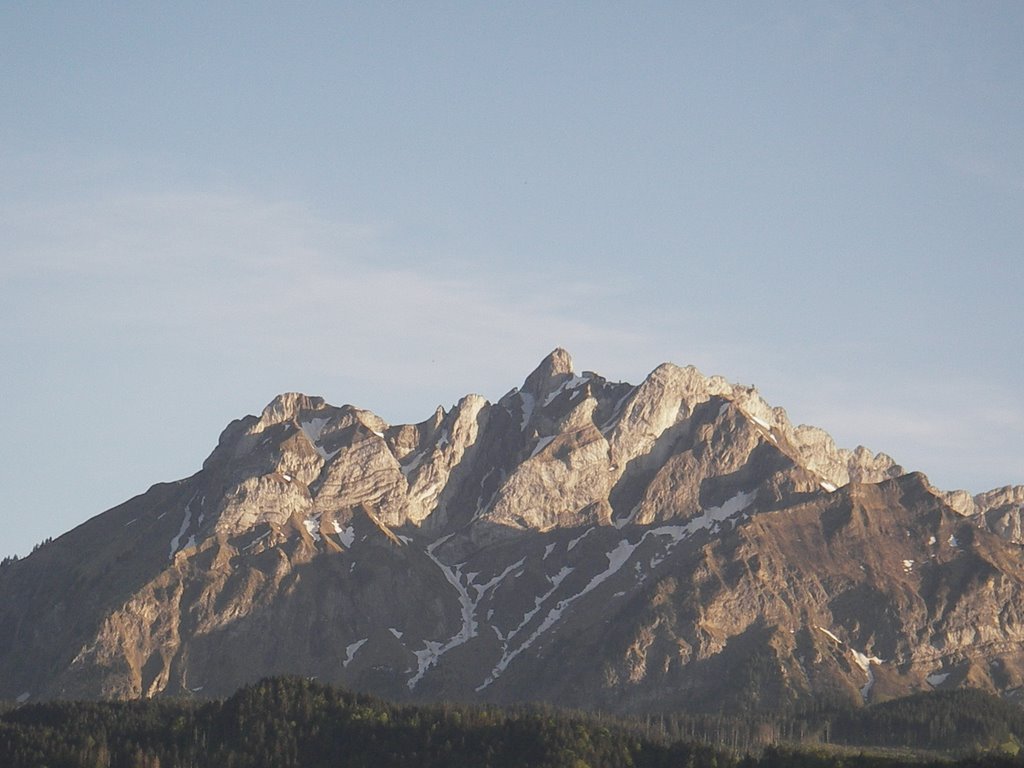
[4,186,1019,496]
[1,188,649,401]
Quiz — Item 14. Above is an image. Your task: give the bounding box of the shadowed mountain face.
[2,349,1023,713]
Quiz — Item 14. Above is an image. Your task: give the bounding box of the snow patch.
[473,558,526,595]
[16,692,29,704]
[850,647,883,674]
[411,640,445,678]
[300,417,340,461]
[478,543,633,690]
[487,493,761,684]
[473,468,506,520]
[599,388,637,434]
[567,527,593,551]
[518,392,535,431]
[693,491,755,530]
[529,435,555,459]
[389,627,404,639]
[492,570,574,647]
[948,534,960,548]
[639,491,756,543]
[613,503,641,530]
[242,529,272,552]
[303,519,321,542]
[927,671,950,686]
[902,559,914,572]
[820,482,837,493]
[542,374,589,407]
[549,565,573,587]
[300,416,328,442]
[479,494,757,691]
[333,523,355,547]
[479,509,752,693]
[603,538,639,577]
[409,535,482,689]
[169,498,195,559]
[928,535,937,546]
[817,627,883,702]
[400,449,428,478]
[543,543,557,559]
[816,626,842,644]
[861,668,876,702]
[343,638,368,668]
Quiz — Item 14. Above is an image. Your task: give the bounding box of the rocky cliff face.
[1,350,1022,714]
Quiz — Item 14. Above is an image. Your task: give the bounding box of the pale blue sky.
[2,3,1021,556]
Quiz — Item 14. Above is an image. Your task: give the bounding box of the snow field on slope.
[409,537,525,689]
[816,626,884,702]
[343,639,368,668]
[542,374,590,407]
[169,496,196,559]
[299,417,340,461]
[477,491,756,690]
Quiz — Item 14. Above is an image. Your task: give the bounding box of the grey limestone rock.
[0,349,1019,715]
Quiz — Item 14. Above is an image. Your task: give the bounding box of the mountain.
[2,349,1022,714]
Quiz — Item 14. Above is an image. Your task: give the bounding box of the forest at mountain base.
[3,678,1024,768]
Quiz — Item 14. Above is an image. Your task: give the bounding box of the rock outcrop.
[1,349,1020,714]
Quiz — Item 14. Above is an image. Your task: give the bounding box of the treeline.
[832,689,1024,753]
[620,689,1024,755]
[2,677,1024,768]
[0,677,726,768]
[0,536,53,567]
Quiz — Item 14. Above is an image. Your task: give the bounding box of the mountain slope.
[2,350,1022,713]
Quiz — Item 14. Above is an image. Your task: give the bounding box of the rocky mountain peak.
[258,392,328,427]
[3,350,1021,713]
[522,347,575,398]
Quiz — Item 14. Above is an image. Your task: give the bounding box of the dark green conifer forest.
[2,678,1024,768]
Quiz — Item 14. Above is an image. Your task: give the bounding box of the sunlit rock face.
[1,349,1022,714]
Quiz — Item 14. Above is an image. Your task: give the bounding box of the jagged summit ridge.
[164,347,1024,566]
[196,350,914,545]
[188,348,1017,559]
[2,349,1022,712]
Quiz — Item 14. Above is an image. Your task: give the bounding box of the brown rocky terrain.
[1,349,1022,714]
